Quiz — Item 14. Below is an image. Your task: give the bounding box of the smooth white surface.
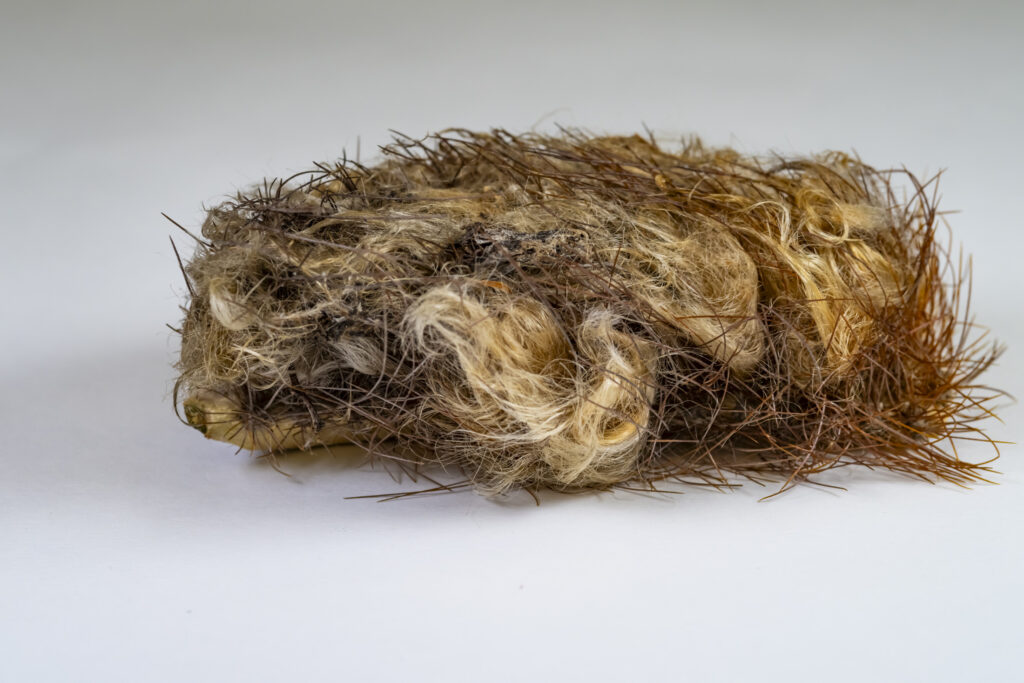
[1,1,1021,681]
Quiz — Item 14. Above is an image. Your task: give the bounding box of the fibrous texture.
[173,129,1002,496]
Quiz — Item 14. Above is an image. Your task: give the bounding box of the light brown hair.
[174,129,1003,496]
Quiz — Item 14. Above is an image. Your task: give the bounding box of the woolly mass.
[173,129,1002,496]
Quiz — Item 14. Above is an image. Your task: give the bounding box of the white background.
[2,1,1021,680]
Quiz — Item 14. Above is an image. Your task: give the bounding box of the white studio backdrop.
[1,1,1021,681]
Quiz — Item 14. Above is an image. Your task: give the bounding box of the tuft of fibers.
[172,128,1004,496]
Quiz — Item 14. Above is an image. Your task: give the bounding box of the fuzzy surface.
[174,129,1001,495]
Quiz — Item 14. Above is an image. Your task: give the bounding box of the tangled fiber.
[172,128,1003,496]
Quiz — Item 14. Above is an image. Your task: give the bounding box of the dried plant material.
[172,128,1003,496]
